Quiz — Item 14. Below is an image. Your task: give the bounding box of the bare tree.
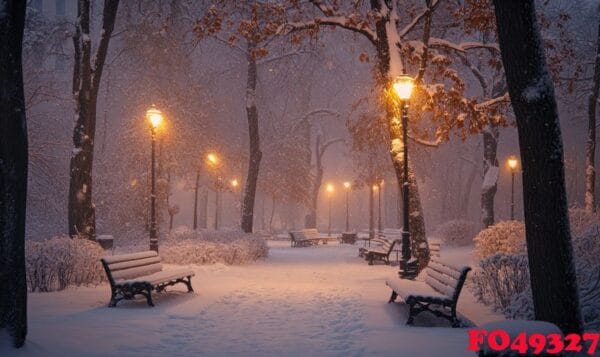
[585,18,600,213]
[0,0,28,348]
[494,0,583,334]
[68,0,120,239]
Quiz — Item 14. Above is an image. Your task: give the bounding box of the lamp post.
[146,106,163,252]
[326,183,334,236]
[206,152,221,230]
[193,157,201,230]
[343,181,351,232]
[507,156,519,220]
[393,74,416,279]
[377,180,384,234]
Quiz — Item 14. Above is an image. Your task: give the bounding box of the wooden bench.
[385,258,471,327]
[289,230,317,247]
[358,237,397,265]
[101,251,195,307]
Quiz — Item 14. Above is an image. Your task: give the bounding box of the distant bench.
[358,237,397,265]
[101,251,194,307]
[289,228,338,247]
[385,258,471,327]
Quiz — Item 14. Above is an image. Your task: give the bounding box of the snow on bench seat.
[101,251,194,307]
[386,258,471,327]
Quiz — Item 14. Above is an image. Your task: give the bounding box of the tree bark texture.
[0,0,28,347]
[481,124,499,228]
[585,20,600,213]
[241,41,262,233]
[68,0,119,240]
[372,0,429,270]
[493,0,583,334]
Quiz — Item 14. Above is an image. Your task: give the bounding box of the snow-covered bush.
[160,227,269,265]
[501,226,600,329]
[569,207,600,237]
[432,220,480,247]
[25,236,105,292]
[473,220,526,260]
[470,253,530,311]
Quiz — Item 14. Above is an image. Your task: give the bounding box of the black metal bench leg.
[407,303,416,325]
[388,291,398,303]
[451,306,460,327]
[143,286,155,307]
[185,276,194,292]
[108,290,118,307]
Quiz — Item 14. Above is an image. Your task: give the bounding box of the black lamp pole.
[149,127,158,252]
[345,189,349,232]
[399,100,416,279]
[510,170,515,220]
[378,183,382,234]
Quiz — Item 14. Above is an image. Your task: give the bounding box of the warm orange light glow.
[326,184,334,193]
[231,178,239,188]
[206,153,219,167]
[507,156,519,171]
[372,185,378,191]
[393,75,414,100]
[343,181,351,189]
[146,106,163,129]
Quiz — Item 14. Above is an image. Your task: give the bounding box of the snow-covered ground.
[4,241,502,356]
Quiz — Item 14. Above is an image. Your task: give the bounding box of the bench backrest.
[429,238,441,258]
[302,228,319,240]
[289,231,307,241]
[101,251,162,285]
[423,258,471,301]
[382,239,397,255]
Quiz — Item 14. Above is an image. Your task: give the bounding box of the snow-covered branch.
[475,92,510,110]
[278,17,377,45]
[428,38,501,55]
[398,0,440,38]
[408,135,441,147]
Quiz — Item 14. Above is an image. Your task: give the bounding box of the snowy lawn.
[6,241,502,356]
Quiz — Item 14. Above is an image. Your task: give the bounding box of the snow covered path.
[7,241,500,356]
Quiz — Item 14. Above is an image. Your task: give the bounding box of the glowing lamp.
[393,75,414,101]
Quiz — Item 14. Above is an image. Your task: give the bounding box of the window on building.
[55,0,65,17]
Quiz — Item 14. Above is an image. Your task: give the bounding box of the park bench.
[358,237,397,265]
[385,258,471,327]
[289,230,318,247]
[101,251,194,307]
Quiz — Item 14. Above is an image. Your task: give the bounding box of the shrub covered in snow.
[432,220,480,247]
[473,220,526,260]
[160,227,269,265]
[569,207,600,237]
[476,224,600,329]
[25,236,106,292]
[470,253,530,311]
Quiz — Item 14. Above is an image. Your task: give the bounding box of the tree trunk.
[199,189,208,229]
[493,0,583,334]
[68,0,119,240]
[241,41,262,233]
[585,20,600,213]
[372,0,429,270]
[306,135,323,228]
[193,169,199,229]
[481,124,499,228]
[458,156,478,219]
[0,0,28,347]
[369,184,375,239]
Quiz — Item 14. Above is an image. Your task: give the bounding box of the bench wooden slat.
[425,275,455,297]
[112,263,163,280]
[424,267,459,290]
[102,251,157,264]
[386,258,471,327]
[429,260,461,280]
[108,256,162,271]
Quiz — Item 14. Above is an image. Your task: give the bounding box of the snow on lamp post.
[343,181,351,232]
[326,183,334,237]
[146,106,163,252]
[393,74,417,279]
[206,152,221,230]
[507,156,519,220]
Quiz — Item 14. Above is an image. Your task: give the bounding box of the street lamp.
[377,180,384,234]
[326,184,334,236]
[206,152,221,230]
[393,74,417,279]
[146,106,163,252]
[343,181,351,232]
[507,156,519,220]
